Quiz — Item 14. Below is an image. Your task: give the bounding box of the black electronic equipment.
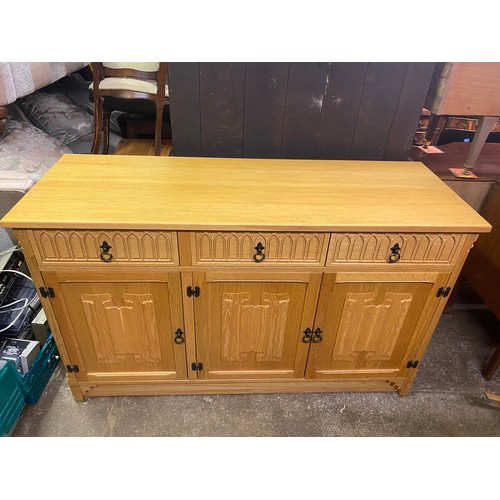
[0,338,40,374]
[0,247,26,306]
[0,247,40,339]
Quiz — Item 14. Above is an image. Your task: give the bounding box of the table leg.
[464,116,499,168]
[424,114,447,145]
[482,343,500,381]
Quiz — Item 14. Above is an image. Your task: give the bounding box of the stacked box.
[0,360,26,436]
[23,334,59,404]
[0,334,59,435]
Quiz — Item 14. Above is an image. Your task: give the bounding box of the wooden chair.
[89,62,169,155]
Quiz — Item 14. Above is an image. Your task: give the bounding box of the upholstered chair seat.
[90,77,169,96]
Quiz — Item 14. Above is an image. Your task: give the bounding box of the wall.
[168,62,436,160]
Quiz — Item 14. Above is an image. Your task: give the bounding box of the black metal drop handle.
[254,242,265,263]
[100,241,113,262]
[312,328,323,343]
[303,327,313,343]
[174,328,185,345]
[388,243,401,263]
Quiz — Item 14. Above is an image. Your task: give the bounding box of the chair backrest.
[90,62,168,102]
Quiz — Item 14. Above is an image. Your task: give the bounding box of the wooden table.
[424,63,500,174]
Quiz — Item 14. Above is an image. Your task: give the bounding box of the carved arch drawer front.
[191,232,329,265]
[30,230,179,265]
[326,233,467,267]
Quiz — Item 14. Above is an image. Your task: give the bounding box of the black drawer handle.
[303,328,313,343]
[253,242,265,263]
[100,241,113,262]
[312,328,323,343]
[174,328,185,345]
[388,243,401,263]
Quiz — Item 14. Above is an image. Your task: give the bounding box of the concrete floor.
[9,300,500,438]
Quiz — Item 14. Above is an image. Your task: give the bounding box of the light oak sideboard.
[0,155,491,401]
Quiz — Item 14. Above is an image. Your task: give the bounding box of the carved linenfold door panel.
[306,272,448,379]
[194,271,322,379]
[80,292,160,364]
[331,291,413,362]
[221,291,290,362]
[44,271,187,381]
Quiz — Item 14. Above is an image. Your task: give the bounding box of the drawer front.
[30,230,179,265]
[191,232,329,266]
[326,233,467,266]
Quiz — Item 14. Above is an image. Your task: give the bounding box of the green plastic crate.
[0,333,59,436]
[22,333,59,404]
[0,360,26,437]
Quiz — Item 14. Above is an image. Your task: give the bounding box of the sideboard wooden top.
[0,154,491,233]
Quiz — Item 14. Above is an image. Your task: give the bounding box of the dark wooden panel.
[243,63,289,158]
[281,62,330,159]
[384,62,436,160]
[168,63,201,156]
[350,63,408,160]
[170,62,435,161]
[199,63,245,157]
[315,63,369,159]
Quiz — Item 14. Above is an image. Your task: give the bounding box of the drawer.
[29,230,179,265]
[326,233,468,266]
[191,232,329,266]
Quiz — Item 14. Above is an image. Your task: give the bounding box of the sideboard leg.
[398,371,417,396]
[68,379,85,402]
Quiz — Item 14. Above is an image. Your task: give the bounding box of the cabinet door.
[43,271,187,382]
[306,272,448,379]
[193,271,322,379]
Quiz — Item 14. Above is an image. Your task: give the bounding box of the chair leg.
[154,102,165,156]
[91,97,103,154]
[0,105,8,136]
[103,108,111,155]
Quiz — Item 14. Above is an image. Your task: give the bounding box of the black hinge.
[187,286,200,298]
[407,360,419,369]
[65,364,79,373]
[191,362,203,371]
[436,286,452,298]
[39,286,55,298]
